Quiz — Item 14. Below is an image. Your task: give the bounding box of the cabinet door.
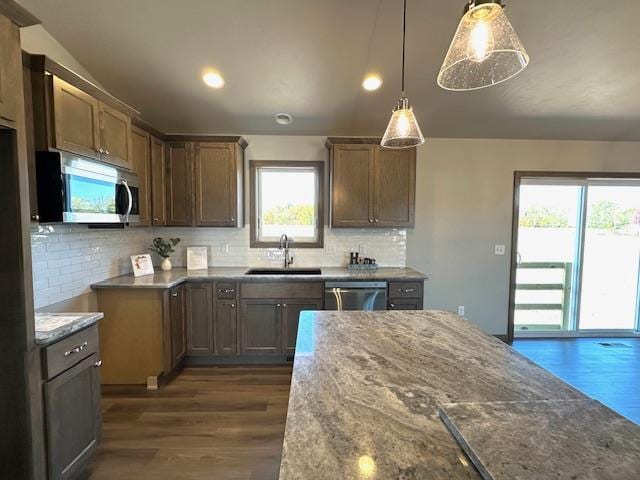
[215,299,238,355]
[239,299,282,355]
[388,298,422,310]
[130,126,151,226]
[186,283,214,355]
[98,102,131,169]
[0,15,19,123]
[193,142,238,227]
[331,144,374,227]
[373,147,416,227]
[44,353,101,480]
[282,299,323,355]
[150,136,167,226]
[166,143,193,226]
[170,285,187,368]
[51,76,101,160]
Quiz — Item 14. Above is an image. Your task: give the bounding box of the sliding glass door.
[579,184,640,331]
[513,176,640,336]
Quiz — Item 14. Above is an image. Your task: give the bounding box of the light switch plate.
[494,245,506,256]
[458,306,465,316]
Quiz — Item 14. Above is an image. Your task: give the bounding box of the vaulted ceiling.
[17,0,640,140]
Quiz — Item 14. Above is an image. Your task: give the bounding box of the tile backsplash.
[31,225,406,309]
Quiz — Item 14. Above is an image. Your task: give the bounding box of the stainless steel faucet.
[279,234,294,269]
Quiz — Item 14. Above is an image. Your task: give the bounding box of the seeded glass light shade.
[381,97,425,149]
[438,1,529,91]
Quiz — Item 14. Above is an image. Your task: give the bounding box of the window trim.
[249,160,325,248]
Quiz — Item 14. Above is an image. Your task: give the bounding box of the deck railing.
[515,262,573,330]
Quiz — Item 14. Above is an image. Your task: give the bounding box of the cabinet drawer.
[240,282,323,299]
[216,282,237,299]
[43,325,99,380]
[388,282,423,299]
[389,298,422,310]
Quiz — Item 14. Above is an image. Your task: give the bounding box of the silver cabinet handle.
[374,219,379,223]
[276,303,281,307]
[105,150,110,155]
[231,217,235,221]
[231,303,235,308]
[218,289,235,294]
[31,214,40,221]
[172,292,178,297]
[282,304,287,307]
[399,288,415,293]
[390,303,396,308]
[94,360,103,368]
[368,218,374,223]
[153,218,159,222]
[64,342,88,357]
[97,148,104,154]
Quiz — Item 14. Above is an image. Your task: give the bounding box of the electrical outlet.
[494,244,506,256]
[458,306,465,316]
[220,243,230,254]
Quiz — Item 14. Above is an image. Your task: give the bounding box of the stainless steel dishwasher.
[324,281,388,311]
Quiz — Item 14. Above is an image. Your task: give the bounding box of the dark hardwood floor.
[513,337,640,425]
[86,366,293,480]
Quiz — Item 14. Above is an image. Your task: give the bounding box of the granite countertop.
[91,267,427,289]
[34,312,103,346]
[439,399,640,480]
[278,310,633,479]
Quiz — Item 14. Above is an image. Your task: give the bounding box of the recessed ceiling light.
[203,71,224,88]
[275,113,293,125]
[362,74,383,91]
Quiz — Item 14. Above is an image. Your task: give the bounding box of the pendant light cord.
[401,0,407,96]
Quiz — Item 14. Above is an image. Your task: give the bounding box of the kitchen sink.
[245,268,322,275]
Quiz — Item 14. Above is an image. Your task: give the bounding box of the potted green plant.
[149,237,181,271]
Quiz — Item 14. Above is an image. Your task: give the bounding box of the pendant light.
[381,0,425,149]
[438,0,529,91]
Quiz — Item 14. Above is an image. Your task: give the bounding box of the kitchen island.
[279,310,640,479]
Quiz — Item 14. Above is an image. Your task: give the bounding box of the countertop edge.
[35,312,104,346]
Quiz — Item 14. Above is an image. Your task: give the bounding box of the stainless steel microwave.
[35,152,140,224]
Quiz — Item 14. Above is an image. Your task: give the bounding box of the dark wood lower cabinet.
[44,352,101,480]
[215,299,238,355]
[186,283,214,356]
[169,284,187,368]
[239,299,282,355]
[283,299,323,354]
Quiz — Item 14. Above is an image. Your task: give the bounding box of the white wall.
[407,138,640,335]
[32,135,406,310]
[20,24,103,87]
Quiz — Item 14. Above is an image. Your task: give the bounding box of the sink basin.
[245,268,322,275]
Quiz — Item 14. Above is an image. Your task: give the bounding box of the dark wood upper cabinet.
[328,138,416,228]
[29,55,139,170]
[98,101,131,169]
[150,136,167,226]
[330,144,374,227]
[169,284,187,369]
[130,126,151,226]
[166,143,193,226]
[374,147,416,227]
[0,15,20,124]
[186,282,214,356]
[193,142,243,227]
[51,75,101,160]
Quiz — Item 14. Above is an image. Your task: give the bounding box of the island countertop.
[91,266,427,289]
[278,310,600,479]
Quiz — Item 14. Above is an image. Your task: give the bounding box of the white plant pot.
[160,257,172,271]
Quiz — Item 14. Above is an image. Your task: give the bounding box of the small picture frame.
[130,254,154,277]
[187,247,208,270]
